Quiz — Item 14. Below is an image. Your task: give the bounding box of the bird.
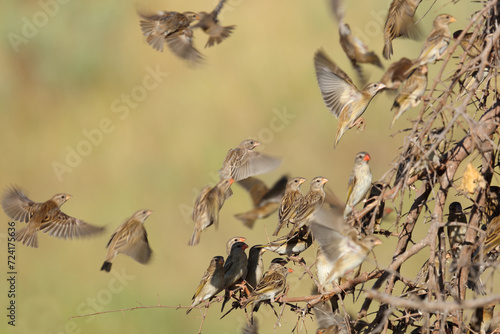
[221,241,249,311]
[241,258,292,312]
[138,10,204,64]
[192,0,235,48]
[246,245,266,291]
[382,0,423,60]
[338,21,383,83]
[291,177,329,234]
[101,209,153,272]
[264,226,313,257]
[189,177,234,246]
[446,202,467,256]
[313,285,348,333]
[186,256,225,314]
[234,175,288,228]
[479,215,500,261]
[314,49,386,148]
[453,30,484,58]
[1,186,104,248]
[226,236,247,255]
[360,182,387,236]
[408,14,456,71]
[220,139,282,182]
[273,177,306,236]
[343,152,372,219]
[391,64,428,128]
[380,57,413,92]
[310,216,382,292]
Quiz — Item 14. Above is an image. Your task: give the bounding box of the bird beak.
[242,243,249,250]
[449,16,456,23]
[229,178,235,185]
[238,237,246,242]
[321,178,329,185]
[299,178,306,185]
[374,239,383,246]
[287,268,294,273]
[66,194,72,200]
[364,154,371,161]
[146,210,153,216]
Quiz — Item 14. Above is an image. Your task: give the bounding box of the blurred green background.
[0,0,492,333]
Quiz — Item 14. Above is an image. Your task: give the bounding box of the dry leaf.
[459,163,487,195]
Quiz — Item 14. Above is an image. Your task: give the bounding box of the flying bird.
[192,0,236,48]
[380,57,413,91]
[314,49,386,148]
[2,186,104,248]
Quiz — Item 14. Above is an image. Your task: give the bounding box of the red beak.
[364,154,371,161]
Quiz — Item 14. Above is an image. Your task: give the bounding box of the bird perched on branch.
[226,236,247,255]
[221,241,249,311]
[220,139,281,182]
[246,245,266,291]
[234,175,288,229]
[274,177,306,236]
[138,10,204,64]
[186,256,225,314]
[189,177,234,246]
[314,49,386,148]
[344,152,372,219]
[264,226,313,257]
[391,64,428,128]
[2,186,104,248]
[192,0,235,48]
[101,209,153,272]
[291,177,328,234]
[382,0,422,60]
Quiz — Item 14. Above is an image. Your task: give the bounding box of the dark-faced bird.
[391,64,428,128]
[447,202,467,256]
[138,10,204,64]
[344,152,372,219]
[2,186,104,248]
[246,245,266,291]
[221,241,249,311]
[382,0,423,59]
[314,49,386,148]
[101,209,153,272]
[220,139,281,182]
[189,177,234,246]
[273,177,306,236]
[186,256,225,314]
[234,175,288,229]
[192,0,235,48]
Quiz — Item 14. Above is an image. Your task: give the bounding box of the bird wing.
[40,212,105,239]
[312,222,360,262]
[108,224,152,264]
[211,0,227,19]
[237,177,269,206]
[165,29,204,65]
[231,151,281,182]
[314,50,360,118]
[192,186,212,220]
[260,175,288,204]
[253,270,284,295]
[1,187,43,223]
[192,268,212,300]
[345,172,357,204]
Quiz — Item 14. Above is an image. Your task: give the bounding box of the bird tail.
[101,261,112,272]
[188,228,201,246]
[234,211,257,229]
[383,40,393,60]
[186,306,194,315]
[205,25,236,48]
[16,227,38,248]
[366,52,384,69]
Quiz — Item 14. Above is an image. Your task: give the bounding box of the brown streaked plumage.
[380,57,413,91]
[2,186,104,248]
[274,177,306,236]
[186,256,225,314]
[314,49,386,148]
[192,0,236,48]
[291,177,328,233]
[101,209,152,272]
[264,226,313,256]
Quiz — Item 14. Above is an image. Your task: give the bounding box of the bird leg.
[349,117,366,132]
[287,255,306,264]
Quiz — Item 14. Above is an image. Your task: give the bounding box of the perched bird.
[311,216,382,292]
[220,139,281,182]
[226,236,247,255]
[186,256,225,314]
[339,21,383,83]
[313,285,348,333]
[221,242,249,311]
[314,49,386,147]
[241,258,292,312]
[291,177,329,233]
[189,177,234,246]
[234,175,288,228]
[409,14,456,71]
[273,177,306,236]
[391,64,428,128]
[380,57,414,91]
[484,186,500,220]
[1,186,104,248]
[453,30,484,58]
[344,152,372,219]
[101,210,153,272]
[382,0,422,60]
[446,202,467,256]
[138,11,203,64]
[246,245,266,291]
[192,0,235,48]
[264,226,313,256]
[360,182,387,236]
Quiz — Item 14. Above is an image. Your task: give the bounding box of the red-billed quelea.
[221,241,249,311]
[192,0,235,48]
[382,0,423,60]
[1,186,104,248]
[314,50,386,148]
[220,139,281,182]
[344,152,372,219]
[138,10,204,64]
[291,177,328,234]
[186,256,225,314]
[226,236,247,255]
[246,245,266,291]
[189,177,234,246]
[273,177,306,236]
[101,209,153,272]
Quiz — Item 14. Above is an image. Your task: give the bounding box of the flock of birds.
[3,0,499,332]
